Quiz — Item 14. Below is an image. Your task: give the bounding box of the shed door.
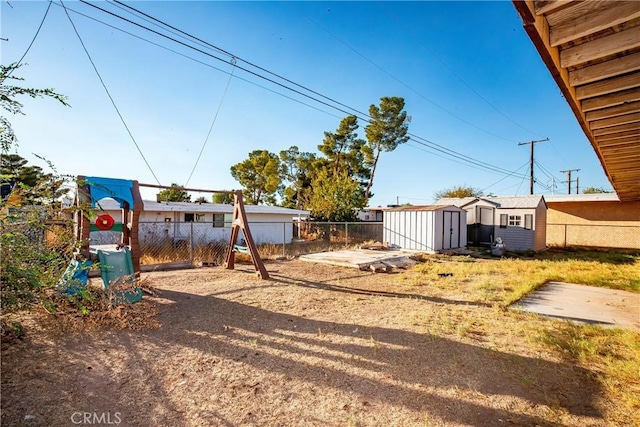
[478,207,495,245]
[443,211,460,249]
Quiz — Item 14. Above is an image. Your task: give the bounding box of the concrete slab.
[299,249,419,270]
[513,282,640,331]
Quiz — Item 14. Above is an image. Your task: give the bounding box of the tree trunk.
[364,149,381,205]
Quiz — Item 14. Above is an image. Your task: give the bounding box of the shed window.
[196,213,205,222]
[508,215,521,226]
[524,214,533,230]
[499,214,508,228]
[184,213,195,222]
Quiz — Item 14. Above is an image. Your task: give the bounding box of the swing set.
[74,176,269,283]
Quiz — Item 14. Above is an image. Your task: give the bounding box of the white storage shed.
[383,205,467,252]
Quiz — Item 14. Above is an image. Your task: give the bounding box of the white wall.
[383,208,466,252]
[89,209,295,246]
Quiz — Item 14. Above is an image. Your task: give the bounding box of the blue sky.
[2,1,613,206]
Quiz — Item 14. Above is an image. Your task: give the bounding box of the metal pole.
[518,138,549,195]
[345,222,348,248]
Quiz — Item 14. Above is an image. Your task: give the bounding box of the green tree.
[364,96,411,204]
[434,185,483,200]
[1,63,69,152]
[157,184,191,202]
[307,169,364,221]
[1,154,66,205]
[279,146,316,210]
[230,150,282,205]
[317,115,372,186]
[582,187,612,194]
[212,192,234,204]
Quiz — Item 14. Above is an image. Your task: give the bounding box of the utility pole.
[518,138,549,195]
[560,169,580,194]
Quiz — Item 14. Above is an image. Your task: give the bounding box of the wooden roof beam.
[590,111,640,130]
[569,51,640,86]
[581,87,640,111]
[600,145,640,155]
[585,100,640,121]
[560,25,640,68]
[575,71,640,100]
[549,1,640,47]
[535,1,575,16]
[596,129,640,142]
[598,137,639,147]
[592,121,640,136]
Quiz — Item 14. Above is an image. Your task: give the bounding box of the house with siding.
[437,195,547,252]
[90,198,309,246]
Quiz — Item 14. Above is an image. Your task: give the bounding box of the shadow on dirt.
[149,288,602,426]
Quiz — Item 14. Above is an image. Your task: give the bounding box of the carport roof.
[513,1,640,202]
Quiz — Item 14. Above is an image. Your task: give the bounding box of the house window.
[196,213,205,222]
[508,215,521,226]
[184,213,195,222]
[213,214,232,228]
[524,214,533,230]
[500,214,508,228]
[164,217,171,223]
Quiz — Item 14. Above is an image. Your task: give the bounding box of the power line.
[71,1,535,181]
[51,2,346,120]
[59,0,161,185]
[382,3,544,139]
[185,58,237,186]
[76,0,366,120]
[305,14,518,143]
[109,0,371,120]
[6,0,52,77]
[480,161,529,193]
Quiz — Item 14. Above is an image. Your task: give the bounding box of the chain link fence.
[547,223,640,249]
[128,221,384,267]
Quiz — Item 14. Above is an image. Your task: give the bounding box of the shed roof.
[383,204,462,212]
[437,195,546,209]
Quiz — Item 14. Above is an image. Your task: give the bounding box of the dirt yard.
[0,259,624,426]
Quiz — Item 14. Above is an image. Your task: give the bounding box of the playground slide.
[97,247,143,304]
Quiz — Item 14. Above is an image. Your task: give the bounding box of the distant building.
[437,195,547,252]
[91,198,309,246]
[357,207,384,222]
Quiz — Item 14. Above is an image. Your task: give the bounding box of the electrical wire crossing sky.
[1,1,612,205]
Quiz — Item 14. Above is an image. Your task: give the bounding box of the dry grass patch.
[407,249,639,306]
[2,251,638,426]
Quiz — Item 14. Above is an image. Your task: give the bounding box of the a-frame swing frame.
[223,190,269,279]
[137,184,269,280]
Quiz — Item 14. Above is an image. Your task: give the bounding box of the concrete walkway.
[513,282,640,331]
